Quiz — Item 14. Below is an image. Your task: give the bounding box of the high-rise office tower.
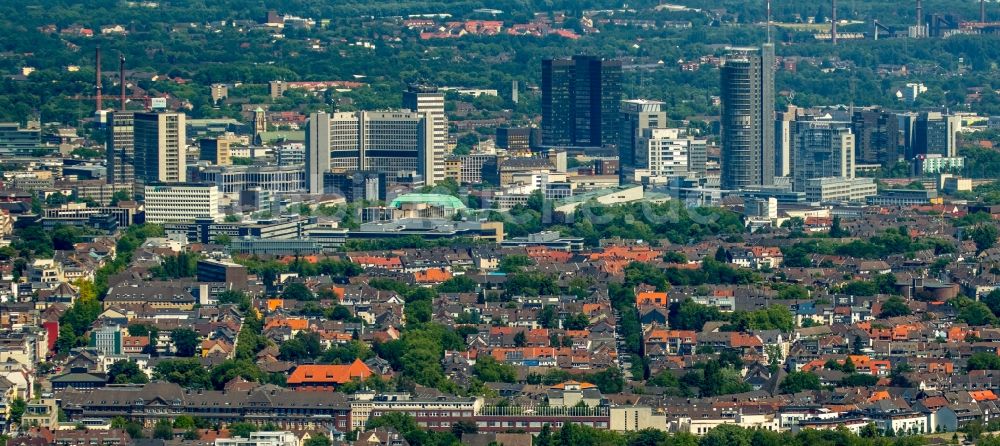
[720,45,775,190]
[305,111,331,195]
[541,55,622,149]
[403,84,446,186]
[619,99,667,183]
[306,110,435,195]
[774,106,802,178]
[106,111,134,187]
[791,118,855,192]
[133,111,186,189]
[851,109,901,166]
[913,112,961,158]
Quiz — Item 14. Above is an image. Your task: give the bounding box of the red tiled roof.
[287,359,374,385]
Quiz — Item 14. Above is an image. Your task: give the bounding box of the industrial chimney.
[95,46,102,112]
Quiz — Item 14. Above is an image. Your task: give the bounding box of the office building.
[720,45,775,190]
[868,189,940,206]
[306,110,435,194]
[851,109,901,165]
[541,55,622,149]
[90,325,124,355]
[215,431,299,446]
[199,137,232,166]
[774,107,802,178]
[619,99,667,182]
[804,177,877,203]
[164,216,315,244]
[106,111,135,188]
[403,84,446,186]
[496,127,539,153]
[0,121,42,156]
[444,153,497,185]
[915,154,964,174]
[189,164,305,197]
[196,258,248,286]
[637,128,692,178]
[133,111,187,189]
[276,144,305,166]
[791,119,855,192]
[305,111,332,194]
[324,171,385,202]
[144,183,221,224]
[913,112,961,158]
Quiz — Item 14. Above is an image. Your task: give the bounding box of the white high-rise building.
[133,111,187,191]
[403,84,446,186]
[637,128,706,179]
[143,183,221,223]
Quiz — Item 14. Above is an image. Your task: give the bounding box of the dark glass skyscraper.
[542,55,622,149]
[720,45,775,190]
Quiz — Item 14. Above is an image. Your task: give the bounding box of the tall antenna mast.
[119,53,127,110]
[766,0,772,44]
[95,46,102,112]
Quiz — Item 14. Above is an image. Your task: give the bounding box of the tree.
[714,246,729,262]
[281,282,315,301]
[153,359,212,389]
[153,419,174,440]
[109,190,131,206]
[51,225,81,251]
[970,224,999,253]
[210,360,265,390]
[217,290,251,309]
[513,331,527,347]
[108,360,149,384]
[303,434,331,446]
[563,313,590,330]
[9,397,25,424]
[840,373,879,387]
[473,355,517,383]
[830,215,850,237]
[878,297,911,318]
[450,420,478,438]
[437,275,477,293]
[968,352,1000,371]
[538,305,557,329]
[498,254,534,273]
[953,297,998,326]
[779,371,822,394]
[228,422,258,439]
[668,299,724,331]
[171,328,200,357]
